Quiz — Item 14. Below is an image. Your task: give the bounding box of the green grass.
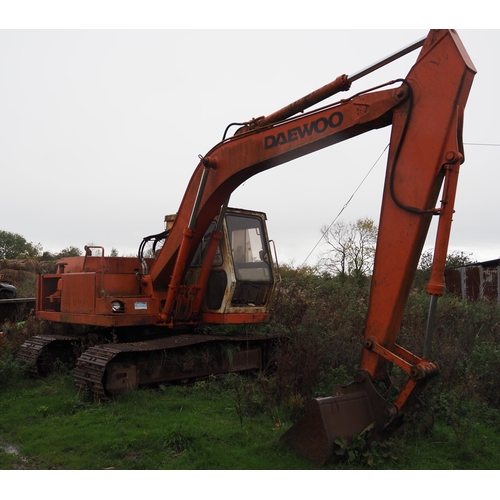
[0,373,312,470]
[1,371,500,470]
[400,422,500,469]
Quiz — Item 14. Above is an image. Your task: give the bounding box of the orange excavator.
[20,29,475,464]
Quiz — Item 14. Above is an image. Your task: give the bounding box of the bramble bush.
[269,263,500,415]
[270,265,370,403]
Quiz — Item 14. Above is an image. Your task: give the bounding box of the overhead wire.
[299,141,500,268]
[299,144,389,269]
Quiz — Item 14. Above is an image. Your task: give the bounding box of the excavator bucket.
[281,371,397,466]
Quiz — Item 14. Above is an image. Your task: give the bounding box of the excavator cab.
[185,207,280,323]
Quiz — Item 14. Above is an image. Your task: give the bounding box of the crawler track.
[75,332,278,400]
[19,332,280,400]
[18,335,80,376]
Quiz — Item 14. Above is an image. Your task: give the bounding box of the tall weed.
[270,264,500,433]
[270,266,369,401]
[0,351,27,387]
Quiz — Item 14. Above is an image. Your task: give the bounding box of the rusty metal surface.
[445,259,500,301]
[253,74,351,129]
[282,371,397,465]
[282,393,375,466]
[75,345,119,400]
[75,332,279,400]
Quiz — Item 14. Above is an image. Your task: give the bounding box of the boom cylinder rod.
[164,159,214,322]
[348,35,426,83]
[188,160,212,229]
[423,295,438,359]
[215,198,230,232]
[193,199,230,315]
[162,227,195,322]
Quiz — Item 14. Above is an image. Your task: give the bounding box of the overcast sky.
[1,29,498,265]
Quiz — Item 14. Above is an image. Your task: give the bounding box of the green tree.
[319,218,378,277]
[419,248,475,272]
[56,246,83,258]
[414,249,476,290]
[0,230,42,259]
